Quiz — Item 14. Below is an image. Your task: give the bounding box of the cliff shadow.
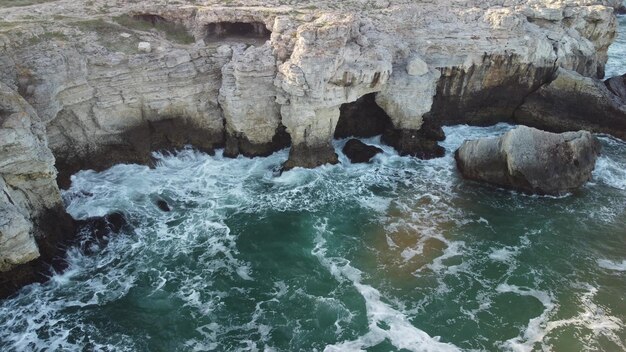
[334,93,392,139]
[204,21,271,45]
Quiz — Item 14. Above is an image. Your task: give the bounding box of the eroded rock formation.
[0,0,624,294]
[0,82,75,298]
[455,126,601,195]
[343,139,383,164]
[515,68,626,139]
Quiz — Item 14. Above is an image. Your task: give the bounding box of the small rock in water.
[455,126,601,195]
[156,199,171,212]
[343,139,383,163]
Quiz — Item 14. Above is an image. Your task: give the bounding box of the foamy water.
[0,122,624,351]
[2,17,626,351]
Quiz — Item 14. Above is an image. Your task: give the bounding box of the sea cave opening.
[334,93,392,139]
[205,21,271,42]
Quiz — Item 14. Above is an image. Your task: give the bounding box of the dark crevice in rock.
[382,118,446,159]
[2,189,15,206]
[205,22,271,42]
[224,124,291,158]
[335,93,391,139]
[132,14,168,25]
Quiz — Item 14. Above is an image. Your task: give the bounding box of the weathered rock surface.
[605,73,626,100]
[0,0,622,294]
[382,120,446,159]
[343,139,383,163]
[515,68,626,139]
[455,126,601,194]
[0,82,59,271]
[219,43,287,157]
[0,0,618,171]
[0,82,76,298]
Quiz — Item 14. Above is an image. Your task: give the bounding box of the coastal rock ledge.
[0,0,624,296]
[455,126,601,195]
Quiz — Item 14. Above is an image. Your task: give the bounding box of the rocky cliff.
[0,0,623,293]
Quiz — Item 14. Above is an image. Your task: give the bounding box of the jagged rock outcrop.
[455,126,601,195]
[605,73,626,100]
[219,43,289,157]
[0,82,58,271]
[276,13,392,168]
[0,82,76,298]
[0,0,622,294]
[515,68,626,139]
[0,0,618,171]
[343,139,383,163]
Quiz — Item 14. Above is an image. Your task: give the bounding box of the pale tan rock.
[138,41,152,53]
[218,43,281,146]
[0,0,621,271]
[0,82,60,272]
[406,56,428,76]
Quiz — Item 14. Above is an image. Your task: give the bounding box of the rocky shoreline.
[1,0,626,298]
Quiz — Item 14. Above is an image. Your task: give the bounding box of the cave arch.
[205,22,271,42]
[334,93,392,139]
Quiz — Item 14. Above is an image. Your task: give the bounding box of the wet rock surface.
[342,139,383,163]
[515,68,626,140]
[0,0,622,296]
[455,126,601,195]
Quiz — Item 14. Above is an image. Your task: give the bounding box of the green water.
[0,124,624,351]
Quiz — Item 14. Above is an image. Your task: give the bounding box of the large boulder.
[455,126,601,195]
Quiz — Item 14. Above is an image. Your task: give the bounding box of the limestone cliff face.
[0,82,59,272]
[0,0,622,278]
[0,0,619,171]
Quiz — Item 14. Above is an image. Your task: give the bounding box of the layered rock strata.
[455,126,601,194]
[0,82,75,297]
[0,0,623,294]
[515,68,626,139]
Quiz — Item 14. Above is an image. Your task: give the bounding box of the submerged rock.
[156,199,171,212]
[76,212,127,255]
[343,139,383,163]
[455,126,601,195]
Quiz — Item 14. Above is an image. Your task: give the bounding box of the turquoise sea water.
[1,124,625,351]
[1,17,626,352]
